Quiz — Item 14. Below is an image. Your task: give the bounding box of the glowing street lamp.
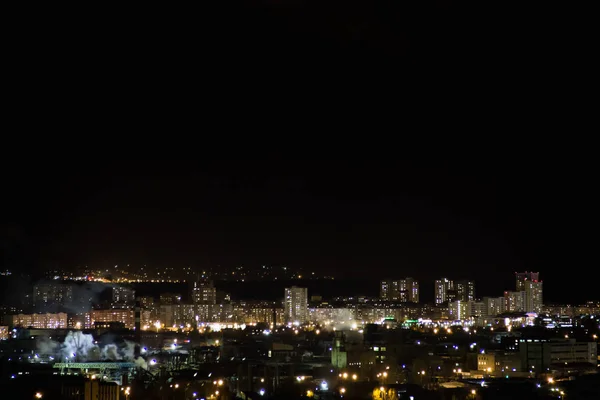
[35,393,43,399]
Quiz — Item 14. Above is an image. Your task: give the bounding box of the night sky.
[2,3,594,302]
[1,157,597,303]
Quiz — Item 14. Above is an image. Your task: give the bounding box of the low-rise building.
[519,338,598,371]
[10,313,68,329]
[87,309,134,329]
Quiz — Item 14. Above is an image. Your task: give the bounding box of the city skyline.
[1,158,597,304]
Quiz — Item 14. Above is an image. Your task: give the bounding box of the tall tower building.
[504,291,526,312]
[435,279,474,304]
[284,286,308,324]
[456,280,475,302]
[380,278,419,302]
[434,279,450,304]
[515,272,543,313]
[192,281,216,305]
[516,271,540,291]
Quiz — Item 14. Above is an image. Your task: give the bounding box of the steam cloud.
[311,308,358,330]
[37,331,146,367]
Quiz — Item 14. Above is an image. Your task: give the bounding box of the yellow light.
[487,367,492,372]
[215,390,219,395]
[433,328,439,334]
[91,375,96,379]
[306,389,314,397]
[380,386,385,392]
[471,389,476,395]
[421,370,425,375]
[316,329,320,334]
[340,387,346,394]
[548,377,554,383]
[352,374,357,380]
[217,379,223,386]
[174,384,179,389]
[383,372,388,377]
[35,393,43,399]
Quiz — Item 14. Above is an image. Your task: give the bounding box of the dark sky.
[2,2,595,302]
[1,157,597,303]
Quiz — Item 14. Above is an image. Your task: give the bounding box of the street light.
[35,393,43,399]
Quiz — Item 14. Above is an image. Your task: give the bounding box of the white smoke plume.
[62,331,99,361]
[134,357,148,370]
[121,341,136,361]
[37,336,59,355]
[36,331,148,365]
[311,308,358,330]
[101,344,120,361]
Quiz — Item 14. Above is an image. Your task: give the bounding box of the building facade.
[380,278,419,302]
[504,291,527,312]
[10,312,68,329]
[284,286,308,324]
[192,281,217,305]
[33,282,73,312]
[516,271,543,313]
[435,279,475,304]
[87,309,135,329]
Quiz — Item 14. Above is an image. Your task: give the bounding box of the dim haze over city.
[1,158,596,303]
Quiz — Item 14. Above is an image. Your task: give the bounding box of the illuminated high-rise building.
[192,281,216,305]
[456,280,475,302]
[515,271,543,313]
[515,271,540,291]
[504,291,526,312]
[380,278,419,302]
[284,286,308,324]
[33,282,74,312]
[435,279,474,304]
[434,279,450,304]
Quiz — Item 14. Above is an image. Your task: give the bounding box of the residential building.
[110,285,135,306]
[516,271,543,313]
[10,312,68,329]
[505,291,527,312]
[469,301,486,318]
[519,338,597,371]
[284,286,308,324]
[33,282,73,312]
[87,309,135,329]
[192,281,216,304]
[484,296,506,317]
[448,300,468,320]
[435,278,475,304]
[380,278,419,302]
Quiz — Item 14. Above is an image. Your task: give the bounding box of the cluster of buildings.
[378,272,543,323]
[0,272,590,337]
